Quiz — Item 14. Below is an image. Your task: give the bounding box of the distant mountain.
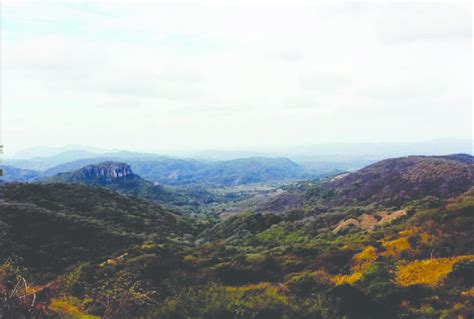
[42,156,206,181]
[44,161,195,206]
[44,156,308,186]
[280,138,474,159]
[0,165,41,182]
[11,145,113,159]
[3,150,103,171]
[191,149,268,161]
[0,182,196,271]
[120,156,306,186]
[261,154,474,211]
[3,150,171,173]
[41,157,116,176]
[190,157,303,186]
[176,139,473,162]
[36,151,170,176]
[7,139,471,184]
[49,161,136,184]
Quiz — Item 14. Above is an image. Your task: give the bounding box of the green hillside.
[0,183,198,272]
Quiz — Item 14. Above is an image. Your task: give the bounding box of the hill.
[260,154,474,211]
[0,183,197,271]
[315,154,473,206]
[43,162,199,206]
[183,157,303,186]
[3,179,472,318]
[0,165,41,183]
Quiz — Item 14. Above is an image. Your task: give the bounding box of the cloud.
[1,3,471,154]
[373,3,472,44]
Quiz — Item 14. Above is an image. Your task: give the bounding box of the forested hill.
[314,154,473,206]
[0,183,198,271]
[261,154,474,212]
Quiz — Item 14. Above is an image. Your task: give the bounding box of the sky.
[1,2,472,155]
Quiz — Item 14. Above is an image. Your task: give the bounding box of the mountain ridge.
[39,156,309,186]
[257,154,474,212]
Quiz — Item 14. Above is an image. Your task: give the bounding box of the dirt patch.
[333,209,407,234]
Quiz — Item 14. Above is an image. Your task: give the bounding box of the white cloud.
[1,3,471,155]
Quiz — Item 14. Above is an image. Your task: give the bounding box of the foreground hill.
[2,183,472,318]
[261,154,474,211]
[0,183,197,271]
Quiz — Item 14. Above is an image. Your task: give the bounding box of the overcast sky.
[1,2,472,155]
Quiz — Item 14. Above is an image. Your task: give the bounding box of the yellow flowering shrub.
[49,296,99,319]
[460,288,474,298]
[382,237,411,257]
[332,246,377,285]
[418,232,431,245]
[353,246,377,270]
[398,228,418,237]
[332,271,363,285]
[396,256,474,286]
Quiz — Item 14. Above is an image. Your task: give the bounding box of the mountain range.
[4,154,326,186]
[9,139,471,161]
[5,139,471,180]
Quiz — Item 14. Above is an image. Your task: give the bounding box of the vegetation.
[395,256,474,286]
[0,154,473,318]
[0,166,41,183]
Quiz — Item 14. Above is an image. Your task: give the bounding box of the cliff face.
[44,162,185,204]
[46,161,138,186]
[80,162,133,181]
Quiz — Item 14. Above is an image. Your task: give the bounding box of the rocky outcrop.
[80,162,133,181]
[46,161,137,185]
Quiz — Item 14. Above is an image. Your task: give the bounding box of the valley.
[0,151,473,318]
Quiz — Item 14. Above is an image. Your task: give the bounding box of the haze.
[1,3,472,156]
